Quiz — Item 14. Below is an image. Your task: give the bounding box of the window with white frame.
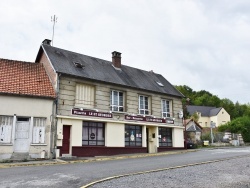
[0,116,13,143]
[139,95,149,115]
[110,90,124,112]
[33,118,46,144]
[75,84,95,108]
[162,99,171,118]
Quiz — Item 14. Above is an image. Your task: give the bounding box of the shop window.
[33,118,46,144]
[0,116,13,143]
[110,90,124,112]
[162,99,171,118]
[125,125,142,146]
[158,127,172,147]
[82,122,105,146]
[75,84,95,108]
[139,95,149,115]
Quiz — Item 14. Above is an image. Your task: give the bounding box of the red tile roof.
[0,58,56,98]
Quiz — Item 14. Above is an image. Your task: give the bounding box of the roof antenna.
[51,15,58,46]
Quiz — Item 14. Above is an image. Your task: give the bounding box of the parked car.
[186,140,196,149]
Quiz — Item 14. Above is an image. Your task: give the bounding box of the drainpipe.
[49,99,56,159]
[53,73,61,158]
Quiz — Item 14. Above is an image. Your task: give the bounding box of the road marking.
[80,154,250,188]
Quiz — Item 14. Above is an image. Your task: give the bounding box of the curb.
[0,149,197,168]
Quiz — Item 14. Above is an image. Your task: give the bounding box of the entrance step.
[11,152,30,161]
[60,154,77,160]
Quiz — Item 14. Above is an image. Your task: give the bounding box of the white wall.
[0,95,53,117]
[106,122,124,147]
[172,127,184,147]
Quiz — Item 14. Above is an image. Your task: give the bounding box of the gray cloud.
[1,0,250,104]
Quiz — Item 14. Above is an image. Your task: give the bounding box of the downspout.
[53,73,61,158]
[49,100,55,159]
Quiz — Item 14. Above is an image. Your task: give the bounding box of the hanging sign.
[125,115,174,124]
[72,109,113,118]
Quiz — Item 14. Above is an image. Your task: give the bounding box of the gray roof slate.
[186,105,222,117]
[38,44,184,97]
[186,124,202,132]
[185,119,202,132]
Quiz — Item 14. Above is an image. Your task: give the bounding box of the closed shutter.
[33,118,46,144]
[0,116,13,143]
[75,84,94,108]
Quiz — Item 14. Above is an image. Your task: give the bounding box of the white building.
[0,59,56,160]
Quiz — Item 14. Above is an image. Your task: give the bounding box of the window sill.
[111,111,128,114]
[0,143,13,146]
[30,144,47,146]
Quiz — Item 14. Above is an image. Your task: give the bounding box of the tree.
[191,113,199,122]
[218,116,250,142]
[175,85,250,120]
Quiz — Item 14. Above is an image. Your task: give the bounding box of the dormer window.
[73,61,84,69]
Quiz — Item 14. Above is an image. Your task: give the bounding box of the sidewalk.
[0,149,197,168]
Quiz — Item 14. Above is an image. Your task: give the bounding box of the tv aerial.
[51,15,58,46]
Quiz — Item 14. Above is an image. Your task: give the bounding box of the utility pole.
[210,122,216,144]
[51,15,57,46]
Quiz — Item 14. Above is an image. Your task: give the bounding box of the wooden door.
[61,125,70,154]
[14,121,30,152]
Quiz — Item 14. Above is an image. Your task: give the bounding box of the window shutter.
[33,118,46,144]
[0,116,13,143]
[75,84,94,108]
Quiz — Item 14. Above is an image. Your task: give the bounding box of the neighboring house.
[186,105,230,128]
[185,119,203,143]
[0,59,56,160]
[35,39,185,157]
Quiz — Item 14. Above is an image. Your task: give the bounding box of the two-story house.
[186,105,230,128]
[35,39,185,157]
[0,58,56,160]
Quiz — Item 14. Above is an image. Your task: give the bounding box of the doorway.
[61,125,71,155]
[14,118,30,152]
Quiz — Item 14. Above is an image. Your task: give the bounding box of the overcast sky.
[1,0,250,104]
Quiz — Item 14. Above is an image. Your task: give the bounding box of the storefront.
[56,109,184,157]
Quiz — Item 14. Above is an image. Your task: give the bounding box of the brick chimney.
[42,39,52,46]
[112,51,122,69]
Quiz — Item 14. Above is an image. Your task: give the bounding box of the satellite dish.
[178,110,183,119]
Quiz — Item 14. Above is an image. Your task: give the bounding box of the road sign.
[210,122,216,128]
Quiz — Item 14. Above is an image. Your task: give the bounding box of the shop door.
[61,125,70,154]
[14,121,30,152]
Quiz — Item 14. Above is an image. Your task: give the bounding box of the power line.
[51,15,57,46]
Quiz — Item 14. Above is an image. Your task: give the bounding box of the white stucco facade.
[0,95,55,160]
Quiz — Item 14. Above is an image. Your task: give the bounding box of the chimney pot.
[42,39,52,46]
[112,51,122,69]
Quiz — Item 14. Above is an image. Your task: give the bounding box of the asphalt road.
[0,147,250,188]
